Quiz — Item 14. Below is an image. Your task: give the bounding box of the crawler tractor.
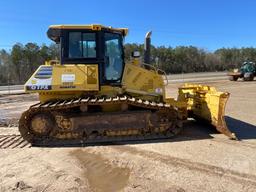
[19,24,236,145]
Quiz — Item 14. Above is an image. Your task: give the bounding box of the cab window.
[68,32,96,58]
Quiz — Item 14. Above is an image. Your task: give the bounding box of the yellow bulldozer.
[19,24,236,145]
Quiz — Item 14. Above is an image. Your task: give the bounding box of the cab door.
[103,32,124,85]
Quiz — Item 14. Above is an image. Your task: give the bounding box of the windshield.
[104,33,124,82]
[68,32,96,58]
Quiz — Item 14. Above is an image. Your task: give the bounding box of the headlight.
[233,69,238,73]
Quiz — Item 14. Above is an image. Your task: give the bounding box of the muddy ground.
[0,79,256,192]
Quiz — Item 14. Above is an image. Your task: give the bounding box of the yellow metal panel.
[25,64,99,94]
[38,91,84,103]
[51,64,99,91]
[122,63,164,97]
[49,24,100,30]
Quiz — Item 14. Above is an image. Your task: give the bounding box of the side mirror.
[131,51,141,58]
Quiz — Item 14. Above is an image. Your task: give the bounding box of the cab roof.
[49,24,128,34]
[48,24,128,41]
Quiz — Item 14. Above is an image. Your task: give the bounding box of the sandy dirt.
[0,94,38,126]
[0,79,256,192]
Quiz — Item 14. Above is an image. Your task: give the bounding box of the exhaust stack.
[144,31,152,64]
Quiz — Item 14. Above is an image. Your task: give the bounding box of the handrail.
[141,62,157,71]
[157,69,169,86]
[142,62,169,86]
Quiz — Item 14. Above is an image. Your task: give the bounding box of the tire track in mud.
[0,135,31,149]
[111,145,256,186]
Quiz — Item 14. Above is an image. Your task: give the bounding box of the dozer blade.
[178,84,237,140]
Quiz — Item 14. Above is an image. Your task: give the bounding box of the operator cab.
[47,24,128,85]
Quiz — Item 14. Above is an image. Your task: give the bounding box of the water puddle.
[70,149,130,192]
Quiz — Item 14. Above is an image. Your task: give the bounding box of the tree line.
[1,42,256,85]
[125,44,256,74]
[0,43,58,85]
